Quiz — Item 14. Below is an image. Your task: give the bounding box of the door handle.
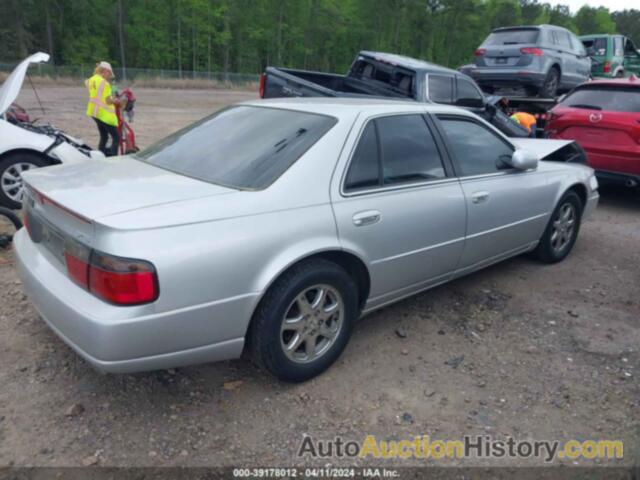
[471,191,490,204]
[353,210,381,227]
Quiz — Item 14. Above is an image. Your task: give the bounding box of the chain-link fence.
[0,62,259,89]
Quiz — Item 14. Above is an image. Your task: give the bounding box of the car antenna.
[27,73,45,116]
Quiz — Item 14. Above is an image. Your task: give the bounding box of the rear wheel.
[540,67,560,98]
[533,191,582,263]
[0,152,48,209]
[249,259,358,382]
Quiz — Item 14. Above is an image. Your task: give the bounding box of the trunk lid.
[22,156,236,223]
[477,28,540,68]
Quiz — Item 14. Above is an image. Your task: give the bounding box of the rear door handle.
[353,210,381,227]
[471,191,490,204]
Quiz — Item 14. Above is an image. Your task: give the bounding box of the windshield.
[561,87,640,113]
[484,29,539,46]
[136,106,337,190]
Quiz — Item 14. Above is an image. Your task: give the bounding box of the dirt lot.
[0,86,638,470]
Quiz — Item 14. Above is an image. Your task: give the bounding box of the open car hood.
[510,138,574,160]
[0,52,49,115]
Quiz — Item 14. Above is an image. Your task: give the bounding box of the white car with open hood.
[0,52,104,209]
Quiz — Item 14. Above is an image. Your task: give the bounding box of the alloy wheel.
[1,162,36,203]
[550,202,576,253]
[280,284,344,364]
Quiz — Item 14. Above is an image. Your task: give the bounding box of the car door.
[432,114,557,274]
[623,38,640,75]
[331,113,467,309]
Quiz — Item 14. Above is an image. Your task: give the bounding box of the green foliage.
[0,0,636,74]
[575,6,616,35]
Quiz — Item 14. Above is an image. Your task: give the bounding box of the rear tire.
[249,259,358,382]
[0,152,48,209]
[540,67,560,98]
[533,191,582,263]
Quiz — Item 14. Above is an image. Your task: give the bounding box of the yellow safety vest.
[85,74,118,126]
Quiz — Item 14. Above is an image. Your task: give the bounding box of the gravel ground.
[0,86,638,469]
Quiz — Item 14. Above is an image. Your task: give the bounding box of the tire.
[0,152,48,209]
[0,207,22,230]
[533,190,583,263]
[540,67,560,98]
[249,258,359,382]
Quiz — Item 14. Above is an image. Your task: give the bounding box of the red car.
[546,76,640,188]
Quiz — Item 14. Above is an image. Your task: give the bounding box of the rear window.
[136,106,337,190]
[582,37,608,56]
[484,29,539,46]
[560,87,640,113]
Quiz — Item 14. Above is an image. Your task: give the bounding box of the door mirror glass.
[508,149,538,170]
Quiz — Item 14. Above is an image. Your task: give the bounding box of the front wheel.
[0,152,48,209]
[249,259,359,382]
[533,191,583,263]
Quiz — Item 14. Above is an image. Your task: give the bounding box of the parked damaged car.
[0,52,104,209]
[16,98,598,382]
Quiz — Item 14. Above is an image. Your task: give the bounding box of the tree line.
[2,0,639,76]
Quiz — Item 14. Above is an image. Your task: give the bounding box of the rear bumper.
[469,68,547,88]
[14,230,254,373]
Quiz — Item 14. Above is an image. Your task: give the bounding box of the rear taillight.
[603,61,611,73]
[520,47,543,56]
[474,48,486,57]
[64,241,158,305]
[259,73,266,98]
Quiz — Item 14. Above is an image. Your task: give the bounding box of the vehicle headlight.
[589,174,598,191]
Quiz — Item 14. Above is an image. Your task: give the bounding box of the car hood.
[511,138,574,159]
[22,156,236,220]
[0,52,49,115]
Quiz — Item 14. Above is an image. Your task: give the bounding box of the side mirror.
[508,149,538,170]
[456,97,484,109]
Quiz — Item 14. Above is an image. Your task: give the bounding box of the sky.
[546,0,630,13]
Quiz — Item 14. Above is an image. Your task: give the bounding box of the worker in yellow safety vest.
[85,61,119,156]
[510,111,538,138]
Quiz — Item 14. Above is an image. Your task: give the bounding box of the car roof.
[492,24,567,32]
[577,76,640,88]
[579,34,622,39]
[358,51,459,75]
[241,97,472,119]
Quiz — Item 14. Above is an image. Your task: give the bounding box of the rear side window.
[344,123,380,191]
[136,106,336,190]
[484,29,539,45]
[560,87,640,113]
[582,37,608,56]
[614,37,624,56]
[344,115,446,192]
[438,117,514,176]
[553,31,572,49]
[429,75,453,103]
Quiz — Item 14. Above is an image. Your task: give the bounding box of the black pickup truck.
[260,51,531,137]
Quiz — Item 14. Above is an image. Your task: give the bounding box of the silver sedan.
[15,99,599,382]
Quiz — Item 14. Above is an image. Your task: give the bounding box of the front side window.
[456,78,483,103]
[344,115,446,192]
[136,106,337,190]
[438,117,514,176]
[428,75,453,103]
